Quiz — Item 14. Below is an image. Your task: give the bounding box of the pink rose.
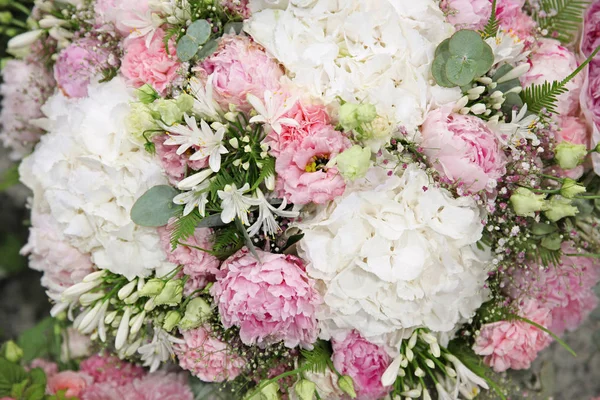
[121,28,181,95]
[54,37,117,98]
[275,126,351,204]
[331,331,392,400]
[521,39,582,117]
[80,353,145,385]
[211,248,321,348]
[441,0,492,30]
[473,299,553,372]
[175,326,245,382]
[195,34,283,113]
[556,116,590,146]
[47,371,94,398]
[420,107,507,194]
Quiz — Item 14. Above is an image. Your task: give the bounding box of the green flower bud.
[509,187,548,217]
[152,99,184,127]
[338,376,357,399]
[138,278,166,297]
[154,279,184,306]
[179,297,212,330]
[245,382,280,400]
[544,196,578,222]
[355,103,377,123]
[294,379,316,400]
[136,84,159,104]
[595,142,600,153]
[554,141,587,170]
[338,103,360,131]
[334,145,371,180]
[126,103,159,141]
[559,178,586,198]
[163,310,182,332]
[2,340,23,363]
[176,93,194,113]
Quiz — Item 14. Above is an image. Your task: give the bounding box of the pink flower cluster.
[473,299,553,372]
[211,248,321,349]
[153,135,208,185]
[331,331,392,400]
[175,326,246,382]
[420,106,507,194]
[583,2,600,131]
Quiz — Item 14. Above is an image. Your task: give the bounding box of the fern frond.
[480,0,499,39]
[250,157,276,191]
[300,340,332,374]
[211,224,243,259]
[170,210,202,249]
[534,0,590,43]
[208,171,236,203]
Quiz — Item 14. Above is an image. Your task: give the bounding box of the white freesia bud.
[39,15,68,28]
[83,270,106,282]
[144,297,156,311]
[414,368,425,377]
[398,368,406,377]
[115,308,132,350]
[381,355,403,386]
[460,107,470,115]
[49,26,73,43]
[118,280,138,300]
[490,91,503,99]
[506,86,523,94]
[129,311,146,336]
[50,301,69,317]
[105,310,117,325]
[477,77,493,85]
[420,332,437,344]
[7,29,43,53]
[79,301,103,333]
[62,280,102,301]
[470,104,487,115]
[229,137,239,149]
[446,367,457,377]
[497,63,530,83]
[177,169,213,190]
[125,338,143,356]
[224,112,238,122]
[408,331,418,349]
[400,357,409,368]
[430,342,441,358]
[423,388,432,400]
[405,346,414,362]
[401,388,422,398]
[453,96,469,112]
[265,173,275,191]
[124,292,140,304]
[137,277,145,292]
[467,86,486,96]
[425,359,435,369]
[79,292,105,306]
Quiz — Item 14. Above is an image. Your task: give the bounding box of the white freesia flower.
[488,104,539,149]
[296,165,491,351]
[445,354,489,400]
[121,10,164,47]
[162,114,228,172]
[189,75,222,121]
[247,189,299,237]
[137,327,184,372]
[245,0,454,133]
[485,30,529,67]
[247,91,299,134]
[19,78,177,280]
[218,183,262,225]
[173,179,210,216]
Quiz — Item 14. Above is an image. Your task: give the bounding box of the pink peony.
[54,37,117,98]
[158,224,220,295]
[420,106,507,194]
[94,0,150,36]
[47,371,94,398]
[28,359,59,378]
[521,39,582,117]
[0,59,54,160]
[583,1,600,57]
[80,353,145,385]
[275,126,351,204]
[331,331,392,400]
[585,61,600,125]
[121,28,181,95]
[473,299,553,372]
[211,248,321,348]
[556,116,590,146]
[496,0,536,42]
[153,135,208,185]
[441,0,492,30]
[195,34,283,113]
[175,326,245,382]
[123,372,193,400]
[266,101,331,157]
[82,382,125,400]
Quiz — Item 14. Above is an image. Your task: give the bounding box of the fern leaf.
[480,0,499,39]
[211,224,244,259]
[300,340,332,374]
[170,210,203,249]
[535,0,590,43]
[250,157,276,192]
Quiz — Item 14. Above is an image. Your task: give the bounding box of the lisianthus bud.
[154,279,184,306]
[245,382,280,400]
[334,145,371,180]
[355,103,377,123]
[163,310,182,331]
[153,99,185,126]
[176,93,194,113]
[2,340,23,362]
[509,187,548,217]
[554,141,587,170]
[545,196,578,222]
[338,375,357,399]
[338,103,360,130]
[136,84,159,104]
[294,379,316,400]
[139,278,166,297]
[559,178,586,198]
[179,297,212,330]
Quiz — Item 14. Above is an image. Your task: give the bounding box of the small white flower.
[247,189,299,237]
[173,180,210,216]
[162,114,228,172]
[115,307,132,350]
[489,104,539,148]
[62,280,102,302]
[177,169,213,190]
[189,75,222,121]
[445,354,489,399]
[247,91,299,134]
[118,280,138,300]
[435,383,455,400]
[218,183,262,225]
[137,327,184,372]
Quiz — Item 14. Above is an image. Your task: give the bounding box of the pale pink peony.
[521,39,583,117]
[195,34,283,113]
[420,106,507,194]
[211,248,321,348]
[175,326,245,382]
[331,331,392,400]
[123,372,193,400]
[583,3,600,128]
[583,1,600,57]
[54,37,117,98]
[473,299,553,372]
[29,359,59,378]
[496,0,536,42]
[94,0,150,36]
[556,116,590,146]
[80,353,145,385]
[47,371,94,398]
[265,101,331,157]
[121,28,181,95]
[153,135,208,185]
[82,382,124,400]
[441,0,492,30]
[275,126,351,204]
[0,59,54,160]
[158,224,220,295]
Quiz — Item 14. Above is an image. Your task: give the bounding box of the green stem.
[565,253,600,259]
[10,2,31,15]
[574,195,600,199]
[561,45,600,87]
[518,185,558,194]
[512,315,577,357]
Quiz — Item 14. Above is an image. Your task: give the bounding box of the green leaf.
[17,318,62,364]
[541,232,562,250]
[196,38,219,60]
[28,368,46,388]
[449,30,484,58]
[223,21,244,35]
[131,185,181,227]
[474,42,494,77]
[197,213,228,229]
[480,0,499,39]
[432,55,454,87]
[0,357,27,397]
[211,224,243,260]
[435,38,450,57]
[0,164,19,192]
[299,340,332,374]
[170,209,203,250]
[534,0,590,44]
[235,217,261,262]
[177,35,199,62]
[532,222,558,236]
[445,55,476,86]
[186,19,211,44]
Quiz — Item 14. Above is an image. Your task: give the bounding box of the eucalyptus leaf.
[432,53,454,88]
[197,213,228,228]
[541,232,562,251]
[235,217,261,262]
[449,29,484,58]
[445,55,476,86]
[186,19,211,44]
[502,92,524,118]
[130,185,181,227]
[435,38,450,57]
[532,222,558,236]
[176,35,199,62]
[473,43,494,77]
[223,21,244,35]
[197,38,219,60]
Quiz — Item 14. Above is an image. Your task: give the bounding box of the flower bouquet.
[1,0,600,399]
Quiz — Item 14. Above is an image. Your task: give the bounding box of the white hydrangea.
[245,0,457,132]
[20,78,176,280]
[296,165,491,351]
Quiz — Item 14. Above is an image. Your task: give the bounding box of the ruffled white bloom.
[296,165,491,351]
[218,183,261,225]
[247,91,299,135]
[245,0,454,133]
[137,327,184,372]
[19,78,176,280]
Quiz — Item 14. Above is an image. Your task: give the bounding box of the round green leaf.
[435,38,450,58]
[131,185,181,227]
[187,19,211,44]
[449,30,484,59]
[197,39,219,60]
[177,35,199,62]
[541,232,562,251]
[502,92,524,118]
[432,55,454,88]
[474,42,494,77]
[445,55,476,86]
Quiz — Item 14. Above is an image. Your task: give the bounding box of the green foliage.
[480,0,499,39]
[176,19,212,61]
[534,0,590,44]
[299,340,332,374]
[170,209,203,249]
[130,185,181,227]
[0,357,49,400]
[16,318,62,364]
[211,224,243,260]
[0,235,26,277]
[0,164,19,192]
[196,38,219,60]
[250,157,275,191]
